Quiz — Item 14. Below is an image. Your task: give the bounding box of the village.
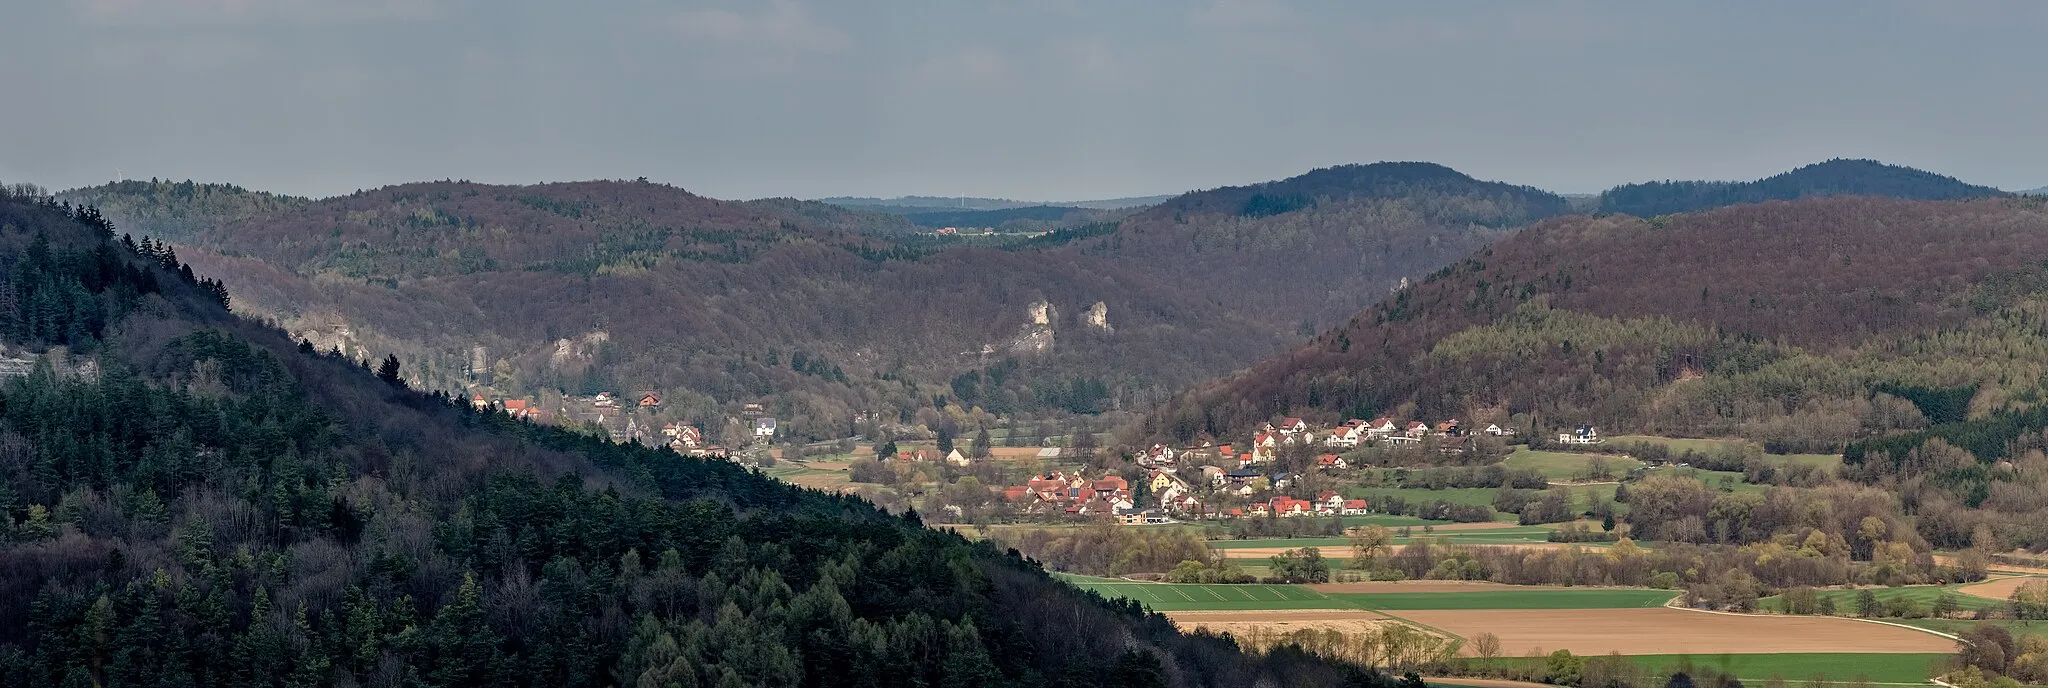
[967,416,1543,526]
[459,383,1626,530]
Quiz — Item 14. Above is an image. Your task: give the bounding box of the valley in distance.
[5,158,2048,687]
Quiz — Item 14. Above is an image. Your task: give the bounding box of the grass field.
[1607,435,1842,472]
[1898,617,2048,639]
[1625,653,1948,684]
[1071,578,1674,612]
[1757,583,2006,614]
[1475,652,1948,684]
[1208,526,1561,551]
[1503,448,1641,481]
[1331,589,1677,610]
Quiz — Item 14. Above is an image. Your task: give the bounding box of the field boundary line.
[1662,595,1965,645]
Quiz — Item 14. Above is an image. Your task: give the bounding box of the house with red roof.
[1269,496,1314,517]
[1364,418,1399,437]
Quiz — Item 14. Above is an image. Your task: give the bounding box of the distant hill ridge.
[1150,194,2048,453]
[820,194,1174,211]
[1597,158,2007,217]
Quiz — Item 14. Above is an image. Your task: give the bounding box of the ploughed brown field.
[1959,575,2043,601]
[1397,608,1954,656]
[1162,609,1392,638]
[1934,555,2048,576]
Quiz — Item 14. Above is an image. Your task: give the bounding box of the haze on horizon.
[3,0,2045,201]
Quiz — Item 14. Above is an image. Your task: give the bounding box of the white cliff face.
[1027,301,1052,326]
[549,330,612,369]
[1009,300,1056,355]
[1085,301,1112,332]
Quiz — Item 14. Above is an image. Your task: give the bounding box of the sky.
[3,0,2045,201]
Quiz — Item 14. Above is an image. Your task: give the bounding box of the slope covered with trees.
[1160,196,2048,441]
[1153,194,2048,552]
[0,187,1390,687]
[64,180,1291,439]
[1597,159,2008,217]
[1088,162,1572,333]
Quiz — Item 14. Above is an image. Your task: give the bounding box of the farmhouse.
[1364,418,1399,437]
[1276,417,1309,436]
[1268,497,1314,517]
[1559,424,1602,445]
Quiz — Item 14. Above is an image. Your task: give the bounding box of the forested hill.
[0,189,1387,686]
[1089,162,1572,332]
[62,179,1291,438]
[1148,195,2048,455]
[1596,159,2008,217]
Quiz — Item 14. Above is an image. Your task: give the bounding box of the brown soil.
[1162,609,1391,638]
[1934,555,2048,576]
[1389,608,1954,656]
[1959,575,2042,601]
[1421,679,1558,688]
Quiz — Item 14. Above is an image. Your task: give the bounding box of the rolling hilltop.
[62,163,1574,441]
[1596,158,2008,217]
[1090,162,1572,331]
[1150,194,2048,454]
[0,188,1389,686]
[64,179,1290,439]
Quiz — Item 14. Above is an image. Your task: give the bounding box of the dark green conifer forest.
[0,189,1387,686]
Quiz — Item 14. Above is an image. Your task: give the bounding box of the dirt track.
[1391,608,1955,656]
[1959,576,2042,601]
[1163,609,1391,638]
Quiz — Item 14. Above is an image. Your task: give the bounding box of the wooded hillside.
[1597,159,2007,217]
[65,180,1290,439]
[0,188,1389,687]
[1154,196,2048,451]
[1092,162,1572,332]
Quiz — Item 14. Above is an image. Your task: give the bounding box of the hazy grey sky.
[4,0,2044,200]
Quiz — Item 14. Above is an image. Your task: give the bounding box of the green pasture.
[1898,617,2048,638]
[1503,448,1641,480]
[1334,588,1677,610]
[1472,652,1947,684]
[1207,526,1561,551]
[1622,653,1948,684]
[1758,583,2006,614]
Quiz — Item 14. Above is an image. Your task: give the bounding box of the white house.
[1558,424,1601,445]
[1364,418,1400,437]
[1324,425,1361,448]
[753,417,777,439]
